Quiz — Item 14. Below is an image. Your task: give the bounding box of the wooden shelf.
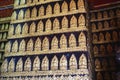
[0,50,4,52]
[93,40,119,44]
[0,39,8,42]
[0,30,9,33]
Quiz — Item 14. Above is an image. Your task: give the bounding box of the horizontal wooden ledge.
[8,27,88,39]
[0,30,9,33]
[0,50,5,52]
[93,40,119,44]
[14,0,62,9]
[1,69,89,77]
[94,54,115,57]
[0,39,8,42]
[4,47,88,57]
[95,68,116,72]
[11,10,87,24]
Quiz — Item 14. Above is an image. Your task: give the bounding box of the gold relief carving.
[37,20,44,32]
[46,5,52,15]
[105,32,111,41]
[1,24,4,30]
[60,55,67,70]
[110,19,116,27]
[100,45,105,53]
[78,14,85,27]
[30,22,36,34]
[70,15,77,28]
[109,10,115,17]
[41,56,49,71]
[107,44,113,53]
[62,1,68,13]
[116,9,120,16]
[70,0,76,11]
[54,3,60,14]
[1,43,4,49]
[92,23,96,30]
[20,0,25,5]
[51,56,58,70]
[24,57,31,71]
[31,7,37,18]
[11,11,17,21]
[93,46,98,54]
[26,0,32,4]
[51,36,58,50]
[34,38,41,51]
[18,10,24,20]
[102,59,108,70]
[69,54,77,70]
[53,18,60,30]
[8,58,15,72]
[97,12,102,19]
[33,56,40,71]
[98,22,103,30]
[93,34,98,42]
[45,19,52,32]
[5,41,11,53]
[16,58,23,72]
[77,0,85,11]
[27,39,33,51]
[79,54,87,69]
[25,9,30,19]
[91,13,96,20]
[39,0,44,3]
[62,16,68,29]
[95,59,101,69]
[5,24,9,30]
[19,39,25,52]
[1,59,8,72]
[113,31,118,41]
[99,33,104,42]
[103,11,108,18]
[69,34,76,48]
[42,37,49,51]
[39,6,44,16]
[15,24,21,35]
[60,34,67,49]
[3,33,7,39]
[22,23,28,34]
[12,40,18,52]
[104,21,109,28]
[104,72,110,80]
[33,0,38,3]
[14,0,19,6]
[97,72,103,80]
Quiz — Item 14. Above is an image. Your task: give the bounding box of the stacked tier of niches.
[0,23,9,69]
[91,6,120,80]
[1,0,91,80]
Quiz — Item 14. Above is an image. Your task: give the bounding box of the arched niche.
[110,19,116,26]
[62,1,68,13]
[31,7,37,18]
[77,0,85,11]
[24,57,31,71]
[1,59,8,72]
[95,59,101,69]
[69,34,76,48]
[19,39,25,52]
[8,58,15,72]
[109,10,115,17]
[25,9,30,19]
[102,59,108,70]
[51,36,58,50]
[98,22,103,30]
[100,45,105,53]
[78,14,85,27]
[92,23,96,30]
[91,13,96,20]
[99,33,104,42]
[46,5,52,15]
[105,32,111,41]
[5,41,11,53]
[33,0,38,3]
[33,56,40,71]
[42,37,49,51]
[97,12,102,19]
[22,23,28,34]
[16,58,23,72]
[11,11,17,21]
[93,34,98,42]
[116,9,120,16]
[70,0,76,11]
[54,3,60,14]
[104,21,109,28]
[20,0,25,5]
[38,6,44,16]
[1,42,5,49]
[60,34,67,49]
[14,0,19,6]
[0,34,2,39]
[3,33,7,39]
[97,72,103,80]
[27,39,33,51]
[8,25,14,36]
[29,22,36,34]
[51,56,58,70]
[45,19,52,32]
[62,16,68,29]
[37,20,44,32]
[34,38,41,51]
[93,46,98,55]
[41,56,49,71]
[107,44,113,53]
[112,31,118,41]
[69,54,77,69]
[53,18,60,30]
[79,54,87,69]
[26,0,32,4]
[60,55,67,70]
[18,10,24,20]
[103,11,108,18]
[70,15,77,28]
[104,72,110,80]
[12,40,18,52]
[15,24,21,35]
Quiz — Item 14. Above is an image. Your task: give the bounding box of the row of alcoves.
[0,23,9,31]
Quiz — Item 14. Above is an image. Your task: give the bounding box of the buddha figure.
[42,37,49,51]
[70,0,76,11]
[98,22,103,30]
[97,72,103,80]
[8,58,15,72]
[60,34,67,49]
[77,0,86,11]
[20,0,25,5]
[51,56,58,70]
[62,1,68,13]
[116,9,120,16]
[38,6,44,16]
[15,24,21,35]
[69,54,77,69]
[25,9,30,19]
[105,32,111,41]
[91,13,96,20]
[104,21,109,28]
[3,33,7,39]
[110,19,116,27]
[34,38,41,51]
[51,36,58,50]
[1,59,8,72]
[12,40,18,53]
[26,0,32,4]
[41,56,49,71]
[31,7,37,18]
[60,55,67,70]
[79,54,87,69]
[109,10,115,17]
[107,44,113,53]
[112,31,118,41]
[19,39,25,52]
[14,0,19,6]
[37,20,44,33]
[29,22,36,34]
[62,16,68,29]
[46,5,52,15]
[45,19,52,32]
[78,14,86,28]
[93,46,98,55]
[70,15,77,28]
[100,45,105,54]
[33,0,38,3]
[22,23,28,34]
[69,34,76,48]
[5,41,11,53]
[103,11,108,18]
[11,11,17,21]
[99,33,104,42]
[18,10,24,20]
[93,34,98,42]
[33,56,40,71]
[1,42,4,49]
[8,25,14,36]
[102,59,108,70]
[54,3,60,14]
[97,12,102,19]
[53,18,60,30]
[16,58,23,72]
[95,59,101,69]
[27,39,33,51]
[24,57,31,71]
